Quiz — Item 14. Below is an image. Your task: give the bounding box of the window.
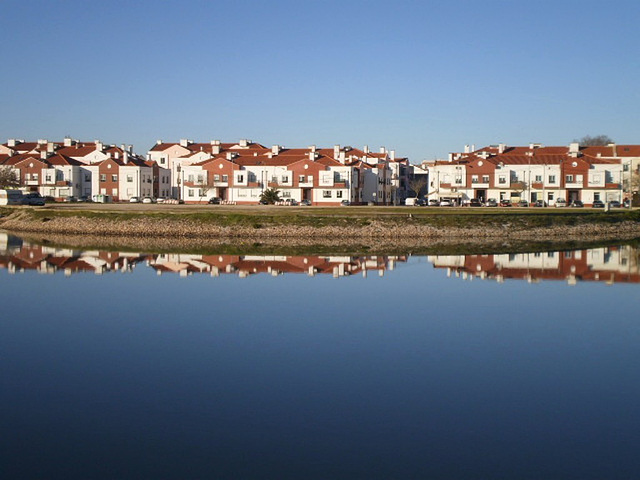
[592,174,602,183]
[112,188,118,196]
[281,191,291,198]
[454,175,462,184]
[498,176,506,184]
[471,175,478,184]
[535,175,542,182]
[160,158,166,165]
[547,192,554,201]
[238,190,247,197]
[236,174,244,183]
[442,174,450,183]
[337,191,343,198]
[299,175,305,183]
[188,174,194,183]
[222,175,228,182]
[100,174,106,182]
[45,174,52,182]
[127,175,133,182]
[111,174,118,182]
[482,175,490,183]
[323,190,332,198]
[56,170,64,181]
[281,175,289,183]
[548,175,556,183]
[32,173,38,181]
[594,192,600,201]
[188,189,194,197]
[197,175,204,184]
[565,174,574,183]
[214,174,220,181]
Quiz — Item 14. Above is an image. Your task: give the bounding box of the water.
[1,235,640,479]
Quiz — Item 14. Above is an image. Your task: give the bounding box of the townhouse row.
[1,138,411,205]
[424,142,640,206]
[148,139,410,205]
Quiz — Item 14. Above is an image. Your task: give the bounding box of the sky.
[1,0,639,163]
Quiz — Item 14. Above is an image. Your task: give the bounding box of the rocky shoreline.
[2,208,640,253]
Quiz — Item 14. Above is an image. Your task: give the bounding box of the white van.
[405,197,418,206]
[0,189,24,206]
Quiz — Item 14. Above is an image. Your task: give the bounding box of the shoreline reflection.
[2,233,639,285]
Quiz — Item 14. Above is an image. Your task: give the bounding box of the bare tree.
[0,166,19,188]
[511,180,528,198]
[196,176,216,202]
[408,177,428,198]
[574,135,614,146]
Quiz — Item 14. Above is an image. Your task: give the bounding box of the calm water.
[1,235,640,479]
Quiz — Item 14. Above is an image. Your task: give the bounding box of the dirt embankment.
[2,208,640,251]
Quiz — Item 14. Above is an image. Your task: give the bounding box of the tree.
[196,176,216,202]
[408,177,428,198]
[511,180,528,198]
[574,135,614,146]
[259,187,280,204]
[0,166,19,188]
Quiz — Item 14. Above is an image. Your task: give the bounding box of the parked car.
[129,196,140,203]
[485,198,498,207]
[21,192,45,206]
[63,195,77,203]
[142,197,155,204]
[533,200,547,207]
[608,200,621,208]
[555,198,567,208]
[78,196,92,203]
[469,198,483,207]
[623,199,631,208]
[300,199,312,206]
[592,200,605,208]
[156,197,166,204]
[499,199,512,207]
[340,200,351,206]
[517,200,529,207]
[208,197,221,204]
[439,199,453,207]
[428,199,439,206]
[570,200,584,208]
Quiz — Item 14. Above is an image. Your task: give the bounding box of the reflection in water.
[429,246,639,285]
[1,232,639,285]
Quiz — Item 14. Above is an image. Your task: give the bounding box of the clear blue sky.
[1,0,638,163]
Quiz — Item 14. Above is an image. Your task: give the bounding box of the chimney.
[239,139,248,147]
[464,145,470,154]
[333,145,340,159]
[271,145,281,155]
[156,139,163,145]
[569,142,580,157]
[8,139,16,147]
[212,145,221,155]
[123,150,129,164]
[226,152,237,161]
[308,151,317,161]
[363,145,369,154]
[499,143,506,154]
[210,140,221,145]
[390,150,396,161]
[608,143,617,156]
[47,142,55,153]
[339,151,346,163]
[471,144,476,152]
[448,153,454,161]
[179,138,190,147]
[308,145,316,153]
[40,150,48,160]
[115,151,120,159]
[37,139,47,145]
[128,145,133,153]
[95,141,103,152]
[64,137,73,147]
[380,146,387,154]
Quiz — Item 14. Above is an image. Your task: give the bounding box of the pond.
[1,234,639,479]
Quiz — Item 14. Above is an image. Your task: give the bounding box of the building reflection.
[0,233,404,279]
[2,233,639,285]
[428,246,640,285]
